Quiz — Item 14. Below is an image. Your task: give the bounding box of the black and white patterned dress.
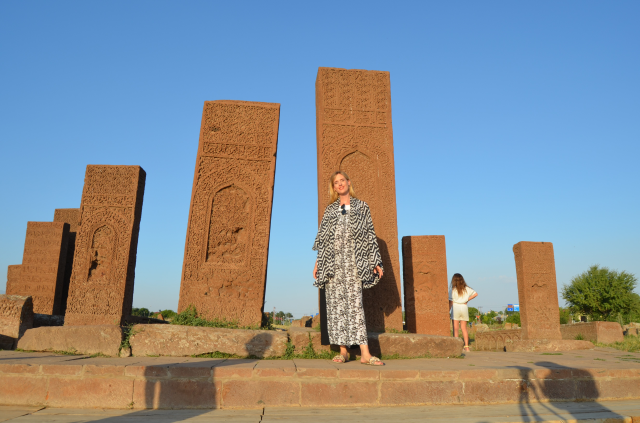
[325,205,368,346]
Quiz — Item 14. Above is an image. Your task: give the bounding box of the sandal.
[332,354,348,363]
[463,346,470,352]
[361,356,384,366]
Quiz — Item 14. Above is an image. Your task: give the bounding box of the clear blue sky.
[1,2,638,318]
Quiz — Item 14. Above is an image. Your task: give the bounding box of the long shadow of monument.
[362,238,401,333]
[511,361,622,422]
[87,332,273,422]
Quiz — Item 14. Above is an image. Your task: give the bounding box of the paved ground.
[1,400,640,422]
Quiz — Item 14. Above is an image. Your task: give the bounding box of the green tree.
[132,307,150,317]
[559,307,572,324]
[562,265,637,321]
[468,307,479,320]
[481,310,497,325]
[505,312,521,325]
[160,309,177,320]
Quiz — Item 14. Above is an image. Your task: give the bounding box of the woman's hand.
[313,260,318,280]
[374,265,383,279]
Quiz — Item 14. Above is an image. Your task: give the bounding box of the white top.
[449,286,476,304]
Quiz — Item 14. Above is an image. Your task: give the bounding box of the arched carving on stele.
[179,167,269,326]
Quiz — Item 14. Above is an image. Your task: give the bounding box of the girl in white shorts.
[448,273,478,352]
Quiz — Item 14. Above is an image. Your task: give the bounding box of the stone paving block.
[300,381,378,406]
[0,363,40,374]
[292,359,339,379]
[211,360,257,379]
[133,379,220,409]
[527,378,577,401]
[0,375,47,405]
[505,339,594,352]
[83,364,126,377]
[254,360,295,378]
[17,325,123,356]
[463,379,527,404]
[46,377,134,408]
[129,325,287,358]
[370,332,464,358]
[221,380,299,408]
[380,380,463,405]
[338,367,380,380]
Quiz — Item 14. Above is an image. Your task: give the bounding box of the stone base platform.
[1,347,639,409]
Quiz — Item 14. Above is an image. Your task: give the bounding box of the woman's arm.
[313,260,318,279]
[467,293,478,303]
[449,300,453,310]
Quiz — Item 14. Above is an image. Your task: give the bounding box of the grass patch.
[380,352,434,360]
[171,305,269,330]
[193,351,254,359]
[575,334,584,340]
[385,328,409,334]
[89,352,111,358]
[120,323,141,353]
[595,335,640,353]
[541,353,563,355]
[594,358,606,361]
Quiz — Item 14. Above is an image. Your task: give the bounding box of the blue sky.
[1,1,638,317]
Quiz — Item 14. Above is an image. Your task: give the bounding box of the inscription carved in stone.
[65,165,146,326]
[53,208,81,315]
[513,241,562,340]
[6,222,69,315]
[402,236,450,336]
[178,101,280,327]
[316,67,402,331]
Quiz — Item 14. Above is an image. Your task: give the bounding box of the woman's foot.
[360,356,384,366]
[332,354,348,363]
[463,346,470,352]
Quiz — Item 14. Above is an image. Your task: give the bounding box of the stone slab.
[561,322,624,344]
[504,339,595,352]
[287,327,331,354]
[178,101,280,328]
[370,332,463,358]
[16,325,123,356]
[53,208,81,316]
[65,165,146,326]
[474,329,524,351]
[8,222,69,315]
[316,67,403,332]
[402,236,450,336]
[0,295,34,350]
[129,324,287,358]
[0,349,639,409]
[513,241,562,340]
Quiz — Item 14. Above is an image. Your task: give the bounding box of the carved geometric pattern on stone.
[53,208,81,315]
[316,67,402,332]
[6,222,69,315]
[178,101,280,327]
[513,241,562,340]
[402,236,450,336]
[65,165,145,326]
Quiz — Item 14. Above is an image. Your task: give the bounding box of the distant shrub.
[132,308,150,318]
[505,312,520,326]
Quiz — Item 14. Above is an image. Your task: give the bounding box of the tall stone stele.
[65,165,146,326]
[0,295,34,350]
[513,241,562,340]
[6,222,69,315]
[316,67,403,331]
[178,100,280,327]
[402,235,450,336]
[53,208,81,315]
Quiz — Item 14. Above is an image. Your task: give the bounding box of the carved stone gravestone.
[178,101,280,327]
[53,208,81,315]
[65,165,146,326]
[5,265,21,296]
[6,222,69,315]
[513,241,562,340]
[402,235,450,336]
[0,295,34,350]
[316,67,402,331]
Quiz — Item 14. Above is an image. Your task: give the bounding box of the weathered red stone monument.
[178,101,280,327]
[5,265,21,296]
[316,67,402,331]
[53,208,81,315]
[513,241,562,340]
[65,165,146,326]
[6,222,69,315]
[0,294,34,349]
[402,235,450,336]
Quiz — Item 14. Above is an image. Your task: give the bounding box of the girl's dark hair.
[451,273,469,296]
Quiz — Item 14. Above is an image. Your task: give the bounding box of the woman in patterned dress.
[312,171,384,366]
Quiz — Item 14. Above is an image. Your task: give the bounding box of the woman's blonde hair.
[328,171,356,204]
[451,273,469,297]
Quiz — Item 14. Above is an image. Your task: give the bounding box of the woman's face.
[333,174,350,196]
